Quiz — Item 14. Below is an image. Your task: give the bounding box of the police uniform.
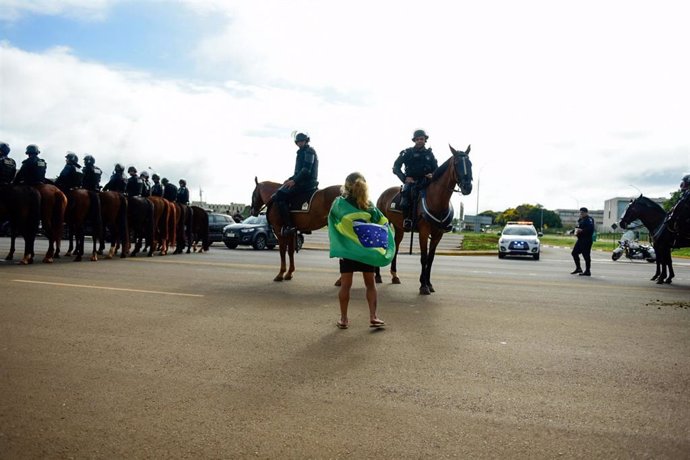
[273,143,319,232]
[126,175,143,197]
[163,182,178,201]
[82,164,103,191]
[103,173,127,193]
[14,155,47,185]
[141,179,151,197]
[151,182,163,197]
[392,145,438,221]
[571,211,595,275]
[0,155,16,185]
[56,163,83,191]
[176,185,189,205]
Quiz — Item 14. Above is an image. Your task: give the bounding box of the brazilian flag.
[328,196,396,267]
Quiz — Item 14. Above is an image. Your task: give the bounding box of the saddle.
[288,188,318,213]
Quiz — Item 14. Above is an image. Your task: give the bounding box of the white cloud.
[0,0,117,21]
[1,0,689,215]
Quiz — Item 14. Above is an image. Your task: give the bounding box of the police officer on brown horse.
[82,154,102,191]
[14,144,47,186]
[272,132,319,236]
[0,142,16,185]
[393,129,438,231]
[55,152,83,192]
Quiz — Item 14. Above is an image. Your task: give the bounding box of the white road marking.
[12,279,204,297]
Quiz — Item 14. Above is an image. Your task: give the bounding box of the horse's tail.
[117,193,129,254]
[88,190,103,243]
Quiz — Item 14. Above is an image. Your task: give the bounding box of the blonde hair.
[342,172,369,210]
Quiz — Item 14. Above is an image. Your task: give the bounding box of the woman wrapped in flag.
[328,172,395,329]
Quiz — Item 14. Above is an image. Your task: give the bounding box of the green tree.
[664,190,683,211]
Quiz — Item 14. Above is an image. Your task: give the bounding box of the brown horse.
[147,196,169,255]
[376,145,473,294]
[189,205,210,252]
[34,184,67,263]
[251,178,341,281]
[173,203,193,254]
[164,199,177,253]
[98,191,129,258]
[0,184,41,264]
[63,189,102,261]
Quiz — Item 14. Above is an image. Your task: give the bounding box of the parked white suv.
[498,221,542,260]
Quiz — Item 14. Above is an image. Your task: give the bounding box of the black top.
[0,156,16,184]
[289,145,319,191]
[393,146,438,182]
[82,165,102,191]
[14,155,47,185]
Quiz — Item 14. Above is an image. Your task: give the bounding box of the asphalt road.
[1,237,689,458]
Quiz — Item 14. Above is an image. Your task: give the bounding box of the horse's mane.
[637,195,665,214]
[431,157,452,182]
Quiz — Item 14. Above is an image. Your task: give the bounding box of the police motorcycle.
[611,229,656,262]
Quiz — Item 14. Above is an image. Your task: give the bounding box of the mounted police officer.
[81,154,102,191]
[140,171,151,197]
[150,173,163,197]
[176,179,190,204]
[55,152,83,191]
[125,166,143,197]
[161,177,178,202]
[658,174,690,237]
[13,144,47,186]
[102,163,127,193]
[571,207,595,276]
[393,129,438,230]
[273,132,319,235]
[0,142,16,185]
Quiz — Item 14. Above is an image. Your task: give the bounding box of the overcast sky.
[1,0,688,214]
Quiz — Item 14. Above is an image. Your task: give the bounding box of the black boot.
[580,262,591,276]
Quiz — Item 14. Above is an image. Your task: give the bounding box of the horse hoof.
[18,258,30,265]
[284,275,293,281]
[392,277,401,285]
[375,275,382,284]
[665,279,673,284]
[429,286,435,293]
[43,258,53,264]
[656,279,664,284]
[334,279,341,287]
[419,286,431,295]
[74,256,82,262]
[5,255,12,261]
[90,256,98,262]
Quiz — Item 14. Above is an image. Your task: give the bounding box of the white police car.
[498,221,542,260]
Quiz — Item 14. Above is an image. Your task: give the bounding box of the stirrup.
[281,225,295,236]
[403,219,413,231]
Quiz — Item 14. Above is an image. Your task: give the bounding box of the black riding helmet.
[26,144,40,156]
[294,132,310,144]
[0,142,9,155]
[128,166,137,174]
[412,129,428,141]
[114,163,124,172]
[179,179,186,186]
[83,154,95,165]
[65,152,81,168]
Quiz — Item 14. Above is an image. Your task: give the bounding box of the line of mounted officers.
[0,142,190,205]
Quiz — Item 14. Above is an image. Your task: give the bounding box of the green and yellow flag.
[328,197,396,267]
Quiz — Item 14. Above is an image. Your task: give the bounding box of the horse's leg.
[274,235,287,281]
[418,230,431,295]
[284,234,296,281]
[21,226,35,265]
[5,225,16,261]
[73,226,83,262]
[664,247,674,284]
[391,230,404,284]
[425,233,443,293]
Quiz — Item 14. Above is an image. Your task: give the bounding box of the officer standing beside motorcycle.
[571,207,595,276]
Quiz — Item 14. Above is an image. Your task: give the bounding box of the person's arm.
[393,150,407,183]
[291,148,316,183]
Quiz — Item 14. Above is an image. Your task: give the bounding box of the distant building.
[556,208,604,232]
[191,201,245,215]
[603,196,665,231]
[463,215,493,232]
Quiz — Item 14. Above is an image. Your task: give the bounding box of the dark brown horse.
[0,184,41,264]
[251,178,341,281]
[376,145,473,294]
[173,203,193,254]
[63,189,102,261]
[189,205,210,252]
[34,184,67,263]
[164,199,177,253]
[98,191,129,258]
[127,196,155,257]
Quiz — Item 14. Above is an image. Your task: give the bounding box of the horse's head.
[250,177,263,217]
[619,197,639,230]
[450,144,473,195]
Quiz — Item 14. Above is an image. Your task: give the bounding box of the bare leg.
[363,272,379,322]
[338,272,353,327]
